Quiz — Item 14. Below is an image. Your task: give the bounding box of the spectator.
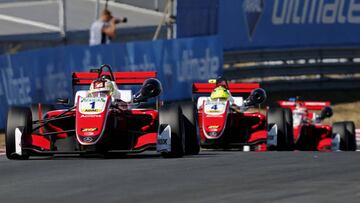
[89,9,127,46]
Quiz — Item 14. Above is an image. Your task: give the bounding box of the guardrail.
[224,62,360,80]
[224,47,360,64]
[223,47,360,91]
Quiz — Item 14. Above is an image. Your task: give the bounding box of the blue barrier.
[0,36,223,128]
[177,0,360,51]
[177,0,219,38]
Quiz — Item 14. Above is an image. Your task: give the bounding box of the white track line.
[86,0,164,17]
[0,0,56,9]
[0,14,60,31]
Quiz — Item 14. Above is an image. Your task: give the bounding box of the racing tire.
[267,108,294,151]
[5,106,32,160]
[283,108,295,150]
[159,104,184,158]
[333,121,356,151]
[179,103,200,155]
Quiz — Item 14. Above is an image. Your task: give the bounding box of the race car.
[5,64,199,159]
[192,78,293,151]
[277,99,357,151]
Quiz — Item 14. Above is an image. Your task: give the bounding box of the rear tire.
[267,108,294,151]
[6,107,32,160]
[333,121,356,151]
[159,104,184,158]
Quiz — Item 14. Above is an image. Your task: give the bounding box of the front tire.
[6,107,32,160]
[179,103,200,155]
[333,121,356,151]
[159,104,184,158]
[267,108,294,151]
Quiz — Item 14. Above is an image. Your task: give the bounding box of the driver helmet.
[210,86,230,100]
[215,77,228,88]
[89,78,114,96]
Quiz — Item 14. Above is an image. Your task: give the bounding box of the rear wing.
[278,101,331,110]
[72,71,157,86]
[192,83,259,94]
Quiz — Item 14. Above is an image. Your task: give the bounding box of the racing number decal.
[90,101,96,109]
[204,102,226,114]
[79,97,107,114]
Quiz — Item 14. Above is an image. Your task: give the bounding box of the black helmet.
[216,76,228,88]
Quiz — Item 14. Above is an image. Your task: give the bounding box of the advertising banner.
[0,36,222,128]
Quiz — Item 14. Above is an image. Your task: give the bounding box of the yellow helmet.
[210,86,230,100]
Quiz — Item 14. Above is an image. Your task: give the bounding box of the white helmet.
[89,78,114,96]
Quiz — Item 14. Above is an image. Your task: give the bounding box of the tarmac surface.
[0,151,360,203]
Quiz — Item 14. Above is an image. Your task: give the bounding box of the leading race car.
[192,78,293,151]
[277,99,356,151]
[5,64,199,159]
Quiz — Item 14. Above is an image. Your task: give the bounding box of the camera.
[114,17,127,24]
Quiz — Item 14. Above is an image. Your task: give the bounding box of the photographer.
[89,9,127,46]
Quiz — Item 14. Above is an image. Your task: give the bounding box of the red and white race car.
[5,64,199,159]
[192,78,293,151]
[278,99,356,151]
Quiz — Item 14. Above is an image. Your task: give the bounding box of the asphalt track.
[1,151,360,203]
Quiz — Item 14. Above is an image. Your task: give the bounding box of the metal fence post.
[58,0,66,40]
[95,0,100,20]
[154,0,159,11]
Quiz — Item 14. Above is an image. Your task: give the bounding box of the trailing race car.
[278,99,356,151]
[5,64,199,159]
[192,78,293,151]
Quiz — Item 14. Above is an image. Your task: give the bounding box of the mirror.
[319,106,333,120]
[244,88,267,106]
[133,78,162,103]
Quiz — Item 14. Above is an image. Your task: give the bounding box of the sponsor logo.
[208,125,219,129]
[82,137,94,142]
[84,132,95,136]
[94,81,104,88]
[81,128,98,132]
[206,110,221,113]
[272,0,360,25]
[80,97,105,102]
[0,65,32,105]
[80,114,102,118]
[206,114,224,117]
[81,108,101,113]
[243,0,264,39]
[157,139,168,145]
[175,48,219,82]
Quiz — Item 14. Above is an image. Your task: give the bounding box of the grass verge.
[0,133,4,149]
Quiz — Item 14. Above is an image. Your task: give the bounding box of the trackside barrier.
[178,0,360,51]
[0,36,223,129]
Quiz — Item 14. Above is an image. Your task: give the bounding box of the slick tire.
[180,103,200,155]
[159,104,184,158]
[267,108,294,151]
[333,121,356,151]
[6,106,32,160]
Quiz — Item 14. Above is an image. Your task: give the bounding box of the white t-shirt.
[89,20,111,46]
